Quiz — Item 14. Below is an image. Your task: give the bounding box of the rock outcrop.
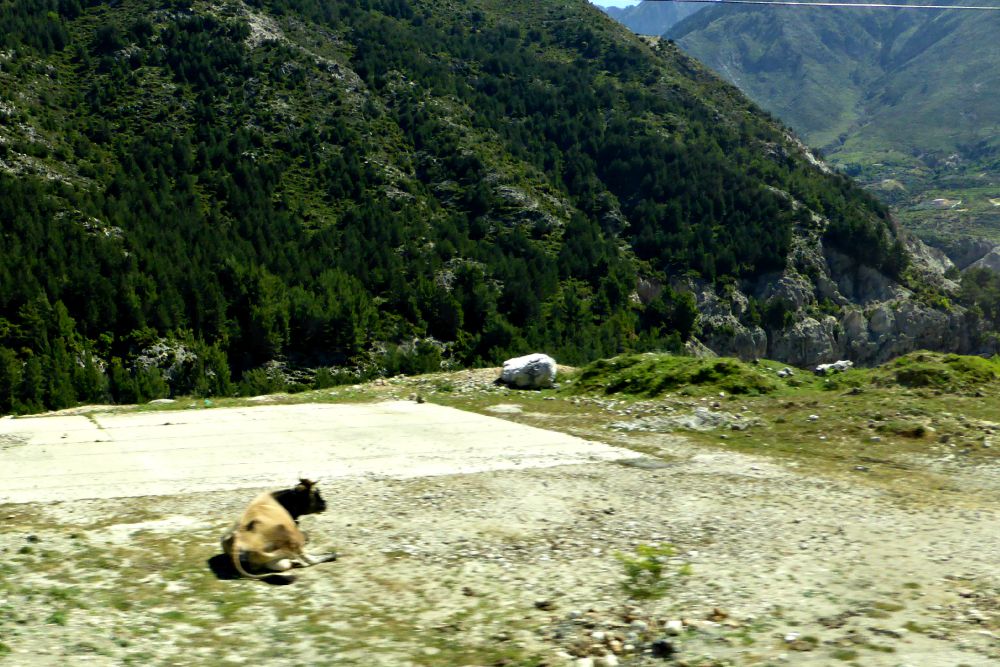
[676,208,987,367]
[968,248,1000,273]
[929,236,998,271]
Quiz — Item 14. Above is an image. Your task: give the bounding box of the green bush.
[238,368,286,396]
[615,543,689,600]
[875,420,928,439]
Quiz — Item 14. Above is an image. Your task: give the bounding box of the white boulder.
[815,360,853,375]
[499,353,557,389]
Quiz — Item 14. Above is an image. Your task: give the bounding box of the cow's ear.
[298,478,315,489]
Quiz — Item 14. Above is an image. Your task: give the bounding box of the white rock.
[664,619,684,635]
[499,353,557,389]
[815,360,853,375]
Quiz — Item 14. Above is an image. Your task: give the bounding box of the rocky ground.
[1,368,998,666]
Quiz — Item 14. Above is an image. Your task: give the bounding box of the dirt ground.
[1,383,998,666]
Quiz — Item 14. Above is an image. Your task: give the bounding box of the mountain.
[601,0,703,35]
[667,5,1000,241]
[0,0,974,414]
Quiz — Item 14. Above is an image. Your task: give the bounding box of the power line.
[658,0,1000,10]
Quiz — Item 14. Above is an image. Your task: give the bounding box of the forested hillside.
[0,0,909,413]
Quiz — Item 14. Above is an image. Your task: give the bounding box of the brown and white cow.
[221,479,337,581]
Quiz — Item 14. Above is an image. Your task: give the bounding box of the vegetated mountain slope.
[668,5,1000,239]
[0,0,948,414]
[601,0,703,35]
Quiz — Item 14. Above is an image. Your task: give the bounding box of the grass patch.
[877,352,1000,392]
[567,354,781,398]
[45,610,68,626]
[416,352,995,495]
[865,642,897,653]
[875,420,929,439]
[831,647,859,660]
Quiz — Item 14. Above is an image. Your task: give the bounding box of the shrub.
[615,543,689,600]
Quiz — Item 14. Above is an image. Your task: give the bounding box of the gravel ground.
[0,380,998,666]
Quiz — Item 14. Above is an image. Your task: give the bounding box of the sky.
[593,0,640,7]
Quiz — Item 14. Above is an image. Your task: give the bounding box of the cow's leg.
[291,551,338,568]
[264,557,294,572]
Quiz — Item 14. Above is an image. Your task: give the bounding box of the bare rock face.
[755,271,815,310]
[692,283,767,360]
[968,248,1000,273]
[931,236,998,271]
[679,220,985,367]
[699,317,768,362]
[769,316,840,367]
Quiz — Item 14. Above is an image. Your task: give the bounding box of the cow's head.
[274,478,327,519]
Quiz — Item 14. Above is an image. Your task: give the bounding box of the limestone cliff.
[679,206,987,368]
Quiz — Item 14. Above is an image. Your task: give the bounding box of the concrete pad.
[0,401,639,504]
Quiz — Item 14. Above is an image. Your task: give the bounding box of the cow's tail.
[230,538,293,582]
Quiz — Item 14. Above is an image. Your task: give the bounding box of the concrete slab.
[0,401,639,503]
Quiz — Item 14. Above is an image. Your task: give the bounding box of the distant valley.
[668,4,1000,245]
[605,2,1000,247]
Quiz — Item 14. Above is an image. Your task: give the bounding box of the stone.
[498,353,557,389]
[815,360,853,375]
[650,638,675,659]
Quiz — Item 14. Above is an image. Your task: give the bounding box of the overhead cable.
[658,0,1000,10]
